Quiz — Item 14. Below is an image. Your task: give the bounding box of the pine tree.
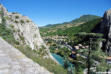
[74,32,109,73]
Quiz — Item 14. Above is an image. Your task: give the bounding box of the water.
[51,53,64,66]
[51,53,75,73]
[51,53,74,67]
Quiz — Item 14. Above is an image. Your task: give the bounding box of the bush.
[9,24,14,28]
[15,15,19,19]
[15,20,19,23]
[15,40,20,45]
[20,20,25,24]
[12,12,18,14]
[19,34,25,42]
[26,20,30,22]
[5,16,11,20]
[0,23,17,45]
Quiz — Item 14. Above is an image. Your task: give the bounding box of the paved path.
[0,37,51,74]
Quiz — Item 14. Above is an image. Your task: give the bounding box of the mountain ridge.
[41,14,100,28]
[40,15,101,37]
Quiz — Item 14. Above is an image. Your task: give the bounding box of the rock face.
[100,9,111,56]
[0,4,46,50]
[0,37,51,74]
[0,4,58,63]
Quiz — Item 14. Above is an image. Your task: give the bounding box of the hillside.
[39,12,110,74]
[40,18,102,48]
[40,18,102,37]
[40,15,100,36]
[39,9,111,73]
[56,18,102,36]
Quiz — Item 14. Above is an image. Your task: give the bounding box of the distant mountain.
[40,15,101,36]
[43,15,100,27]
[70,15,100,24]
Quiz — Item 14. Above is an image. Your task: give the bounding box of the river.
[51,53,64,66]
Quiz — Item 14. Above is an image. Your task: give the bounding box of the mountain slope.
[70,15,100,24]
[40,18,102,37]
[57,18,102,36]
[44,15,100,27]
[40,15,100,36]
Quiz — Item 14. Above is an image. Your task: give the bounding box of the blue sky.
[0,0,111,26]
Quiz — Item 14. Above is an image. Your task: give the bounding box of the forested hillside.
[40,15,100,37]
[40,18,102,37]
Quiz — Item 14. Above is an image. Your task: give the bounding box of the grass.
[0,23,19,45]
[16,45,67,74]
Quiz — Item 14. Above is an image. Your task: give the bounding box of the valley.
[40,10,111,73]
[0,1,111,74]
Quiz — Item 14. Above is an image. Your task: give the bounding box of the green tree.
[75,32,108,74]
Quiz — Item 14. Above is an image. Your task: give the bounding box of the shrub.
[0,23,17,45]
[26,20,30,22]
[13,29,16,32]
[5,16,11,20]
[19,34,25,41]
[15,40,20,45]
[15,15,19,19]
[15,20,19,23]
[9,24,14,28]
[20,20,25,24]
[12,12,18,14]
[26,45,31,50]
[17,29,20,32]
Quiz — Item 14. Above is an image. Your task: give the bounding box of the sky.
[0,0,111,26]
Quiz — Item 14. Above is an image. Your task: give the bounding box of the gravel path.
[0,37,51,74]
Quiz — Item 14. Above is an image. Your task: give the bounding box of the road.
[0,37,51,74]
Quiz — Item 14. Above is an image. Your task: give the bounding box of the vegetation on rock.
[0,7,67,74]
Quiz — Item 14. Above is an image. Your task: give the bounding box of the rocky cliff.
[0,4,47,50]
[0,4,59,64]
[100,9,111,56]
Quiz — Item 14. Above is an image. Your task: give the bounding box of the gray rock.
[0,4,58,68]
[100,8,111,56]
[0,4,47,50]
[0,37,51,74]
[0,4,58,64]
